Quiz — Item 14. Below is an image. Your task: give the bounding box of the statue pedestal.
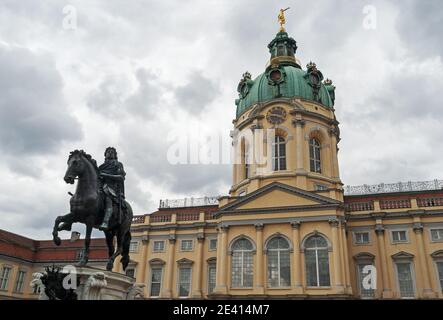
[31,266,145,300]
[76,266,144,300]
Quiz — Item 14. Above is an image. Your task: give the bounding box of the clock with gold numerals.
[266,106,287,124]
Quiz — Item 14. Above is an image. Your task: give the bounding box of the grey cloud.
[119,122,231,196]
[174,72,220,114]
[1,1,443,240]
[342,66,443,125]
[124,176,157,214]
[395,0,443,59]
[86,75,126,118]
[0,46,82,157]
[87,68,160,119]
[126,69,161,118]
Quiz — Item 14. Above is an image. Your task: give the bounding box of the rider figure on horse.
[98,147,126,231]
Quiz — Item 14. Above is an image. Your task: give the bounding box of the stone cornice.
[216,203,342,216]
[347,209,443,221]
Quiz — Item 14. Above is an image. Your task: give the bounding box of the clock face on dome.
[266,106,287,124]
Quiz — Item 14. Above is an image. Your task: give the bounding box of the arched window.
[309,138,321,173]
[231,238,254,288]
[272,136,286,171]
[304,235,330,287]
[267,236,291,287]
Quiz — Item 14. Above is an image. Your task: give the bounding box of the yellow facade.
[127,93,443,299]
[0,259,33,300]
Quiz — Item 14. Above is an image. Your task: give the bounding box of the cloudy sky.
[0,0,442,239]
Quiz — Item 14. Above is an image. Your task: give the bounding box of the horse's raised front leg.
[79,217,94,266]
[52,213,73,246]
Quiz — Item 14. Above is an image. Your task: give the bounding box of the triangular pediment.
[218,182,340,214]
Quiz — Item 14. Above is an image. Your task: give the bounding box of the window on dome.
[309,138,322,173]
[272,135,286,171]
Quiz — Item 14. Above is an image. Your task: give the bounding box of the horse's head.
[64,150,86,184]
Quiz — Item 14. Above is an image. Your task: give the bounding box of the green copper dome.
[235,32,335,118]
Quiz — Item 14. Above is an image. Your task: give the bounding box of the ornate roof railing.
[344,179,443,196]
[158,180,443,208]
[159,196,220,209]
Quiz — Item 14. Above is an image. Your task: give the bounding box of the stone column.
[375,225,392,298]
[255,223,265,294]
[341,225,352,294]
[214,225,228,295]
[137,234,149,285]
[192,233,205,298]
[293,119,305,171]
[162,235,176,298]
[413,223,435,298]
[291,221,303,294]
[330,131,339,179]
[329,219,344,292]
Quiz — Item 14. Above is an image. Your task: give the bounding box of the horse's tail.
[121,201,133,271]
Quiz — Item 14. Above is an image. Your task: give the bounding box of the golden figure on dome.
[278,7,290,32]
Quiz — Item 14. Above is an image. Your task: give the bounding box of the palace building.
[124,26,443,300]
[1,20,443,300]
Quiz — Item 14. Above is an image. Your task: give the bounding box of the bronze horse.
[52,150,132,271]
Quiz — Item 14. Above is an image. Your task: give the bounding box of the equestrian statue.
[52,147,133,271]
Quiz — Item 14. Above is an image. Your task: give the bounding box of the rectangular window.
[209,239,217,251]
[150,267,163,297]
[267,250,291,287]
[392,230,408,243]
[208,265,216,294]
[125,268,135,278]
[181,240,193,251]
[178,267,192,297]
[0,266,12,291]
[231,251,253,288]
[430,229,443,242]
[357,264,375,298]
[153,240,165,252]
[14,270,26,293]
[129,241,139,253]
[396,262,415,298]
[354,232,370,244]
[272,136,286,171]
[305,249,330,287]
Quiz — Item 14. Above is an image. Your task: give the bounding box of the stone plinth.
[31,266,145,300]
